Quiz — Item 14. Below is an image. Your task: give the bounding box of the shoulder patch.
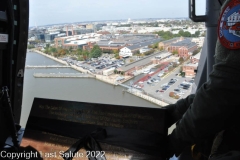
[218,0,240,49]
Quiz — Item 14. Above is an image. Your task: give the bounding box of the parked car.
[183,86,190,90]
[158,73,164,77]
[162,87,167,91]
[147,80,152,84]
[168,81,175,85]
[152,78,159,83]
[174,89,181,92]
[170,78,178,82]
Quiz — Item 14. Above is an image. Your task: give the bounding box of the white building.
[119,47,133,57]
[191,37,205,47]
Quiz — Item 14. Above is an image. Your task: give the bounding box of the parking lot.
[61,55,125,74]
[132,67,193,104]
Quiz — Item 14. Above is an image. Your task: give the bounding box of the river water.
[21,52,161,127]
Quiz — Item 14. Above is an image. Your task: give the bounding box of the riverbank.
[29,50,169,106]
[127,89,168,107]
[32,50,68,65]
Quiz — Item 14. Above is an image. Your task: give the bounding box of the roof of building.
[127,37,156,44]
[125,38,162,51]
[117,51,172,72]
[172,39,197,49]
[160,37,180,44]
[66,40,87,45]
[184,63,198,67]
[96,41,125,47]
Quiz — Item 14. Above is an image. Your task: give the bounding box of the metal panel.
[193,36,208,91]
[11,0,29,123]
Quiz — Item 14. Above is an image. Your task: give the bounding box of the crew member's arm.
[168,74,234,156]
[163,94,195,128]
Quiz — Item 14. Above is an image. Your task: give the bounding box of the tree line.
[155,30,201,40]
[44,44,103,61]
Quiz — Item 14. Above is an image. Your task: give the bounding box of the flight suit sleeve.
[163,94,195,128]
[175,94,195,115]
[169,75,235,156]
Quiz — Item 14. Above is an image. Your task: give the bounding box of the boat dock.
[33,73,94,78]
[26,65,71,69]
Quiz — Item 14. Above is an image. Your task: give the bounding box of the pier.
[26,65,71,69]
[33,73,94,78]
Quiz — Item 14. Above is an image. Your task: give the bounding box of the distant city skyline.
[30,0,206,27]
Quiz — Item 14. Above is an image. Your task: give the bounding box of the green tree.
[82,50,90,60]
[144,49,155,56]
[179,57,184,63]
[76,48,83,55]
[178,30,184,36]
[90,45,102,58]
[46,43,50,48]
[50,47,57,53]
[90,49,102,58]
[172,50,178,55]
[115,52,120,59]
[194,30,200,37]
[69,47,73,53]
[113,50,118,54]
[178,30,191,37]
[53,52,60,57]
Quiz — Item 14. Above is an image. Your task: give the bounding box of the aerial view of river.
[21,52,161,127]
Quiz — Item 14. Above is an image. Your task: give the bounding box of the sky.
[29,0,206,27]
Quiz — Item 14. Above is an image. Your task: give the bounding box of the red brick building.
[182,63,198,77]
[158,37,183,51]
[168,39,198,58]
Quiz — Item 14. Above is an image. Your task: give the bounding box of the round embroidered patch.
[218,0,240,49]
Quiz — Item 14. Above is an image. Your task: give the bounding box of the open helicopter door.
[189,0,220,91]
[0,0,29,150]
